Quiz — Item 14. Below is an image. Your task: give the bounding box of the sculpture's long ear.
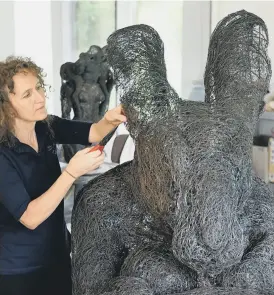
[106,24,181,139]
[203,10,271,126]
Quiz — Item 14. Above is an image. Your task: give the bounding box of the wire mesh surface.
[71,10,273,295]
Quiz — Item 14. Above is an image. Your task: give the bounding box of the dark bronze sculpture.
[72,11,274,295]
[60,45,114,162]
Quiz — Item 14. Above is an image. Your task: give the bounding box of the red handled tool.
[88,127,118,153]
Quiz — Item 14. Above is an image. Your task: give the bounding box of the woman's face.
[8,71,47,122]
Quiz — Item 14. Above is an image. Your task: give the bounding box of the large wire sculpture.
[71,10,273,295]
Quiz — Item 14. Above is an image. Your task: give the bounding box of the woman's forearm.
[20,171,75,230]
[89,105,126,143]
[89,118,114,143]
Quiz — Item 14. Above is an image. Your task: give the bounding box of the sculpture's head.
[204,10,271,130]
[106,24,181,139]
[117,12,272,232]
[86,45,104,63]
[60,62,75,82]
[124,12,272,276]
[77,48,102,83]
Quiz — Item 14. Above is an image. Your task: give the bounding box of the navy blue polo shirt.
[0,115,92,274]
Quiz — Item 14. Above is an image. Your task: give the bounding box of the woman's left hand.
[89,105,127,143]
[104,105,127,126]
[264,92,274,112]
[265,101,274,112]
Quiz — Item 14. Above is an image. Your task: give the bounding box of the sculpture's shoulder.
[72,161,167,247]
[73,161,135,216]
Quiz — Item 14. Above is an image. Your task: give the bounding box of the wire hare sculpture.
[72,10,273,295]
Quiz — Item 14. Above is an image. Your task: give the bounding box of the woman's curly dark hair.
[0,56,47,146]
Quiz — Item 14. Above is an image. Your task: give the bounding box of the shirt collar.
[9,121,47,155]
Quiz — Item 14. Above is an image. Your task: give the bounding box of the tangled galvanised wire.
[71,10,274,295]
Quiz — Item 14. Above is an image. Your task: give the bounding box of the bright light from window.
[135,0,184,98]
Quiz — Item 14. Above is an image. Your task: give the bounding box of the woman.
[0,56,126,295]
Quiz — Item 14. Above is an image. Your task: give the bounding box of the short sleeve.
[0,153,31,220]
[49,115,93,145]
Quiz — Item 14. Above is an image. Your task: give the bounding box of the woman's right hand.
[66,148,105,178]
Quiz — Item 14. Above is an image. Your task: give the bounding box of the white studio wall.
[181,1,211,102]
[0,1,15,61]
[0,1,67,117]
[13,1,55,113]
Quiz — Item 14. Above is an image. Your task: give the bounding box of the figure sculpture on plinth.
[60,45,114,162]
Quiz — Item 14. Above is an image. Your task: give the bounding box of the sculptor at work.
[0,57,126,295]
[72,10,274,295]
